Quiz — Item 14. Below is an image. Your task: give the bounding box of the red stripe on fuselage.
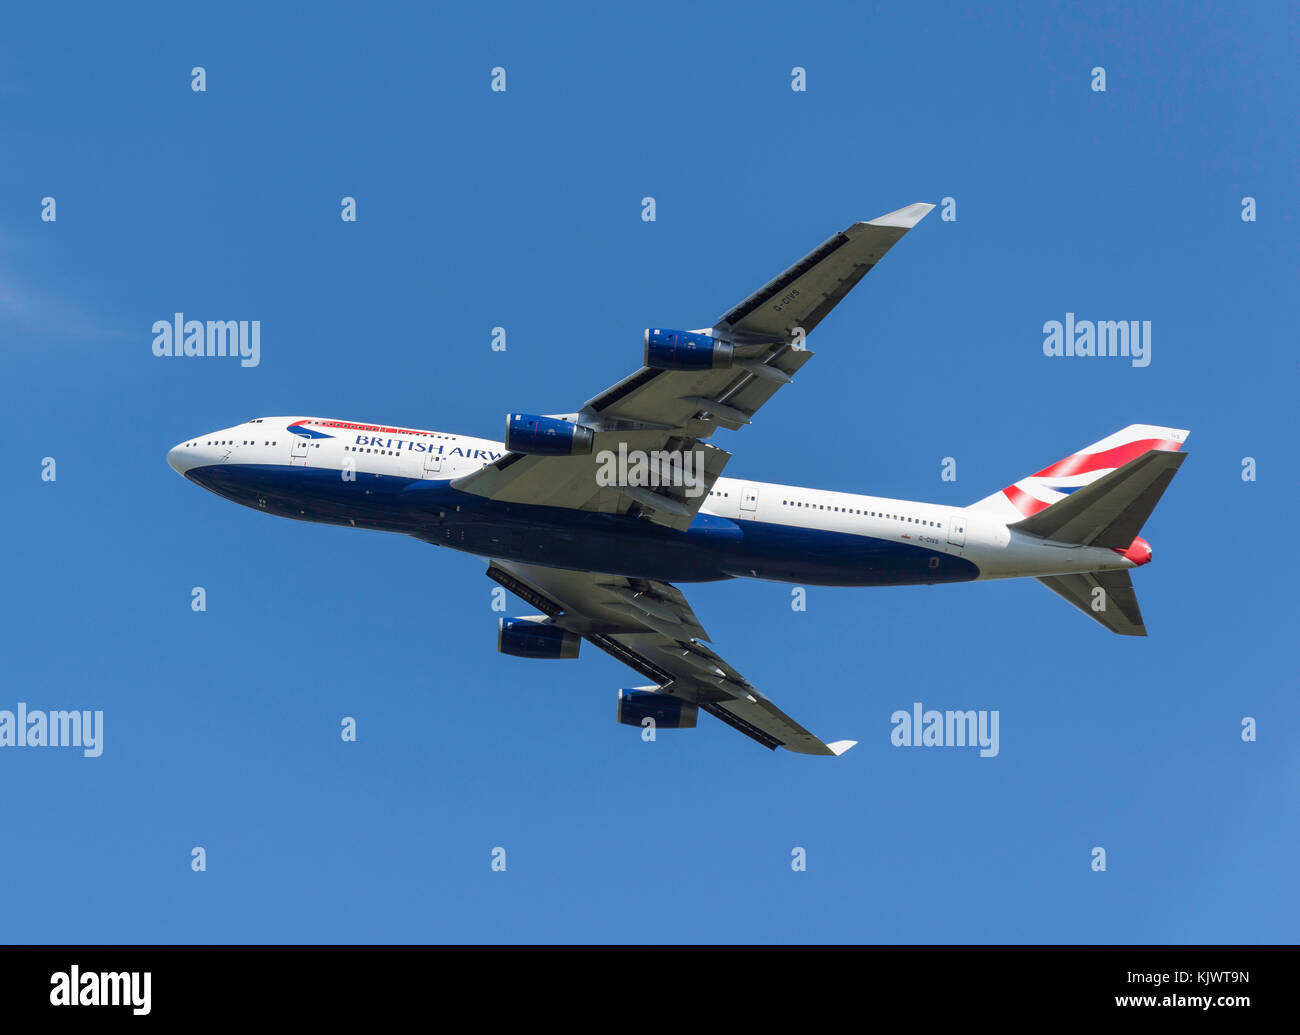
[294,419,437,438]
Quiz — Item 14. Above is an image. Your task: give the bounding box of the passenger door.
[947,513,966,547]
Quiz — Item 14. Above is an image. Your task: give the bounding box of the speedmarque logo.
[50,966,151,1015]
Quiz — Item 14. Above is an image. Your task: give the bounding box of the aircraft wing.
[453,204,934,530]
[487,560,857,756]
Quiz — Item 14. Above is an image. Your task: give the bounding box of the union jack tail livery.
[971,424,1189,523]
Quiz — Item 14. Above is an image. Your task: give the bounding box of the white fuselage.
[167,416,1139,586]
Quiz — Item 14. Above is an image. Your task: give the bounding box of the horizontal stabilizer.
[1037,571,1146,636]
[1011,450,1187,548]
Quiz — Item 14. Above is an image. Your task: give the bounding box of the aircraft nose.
[167,441,197,475]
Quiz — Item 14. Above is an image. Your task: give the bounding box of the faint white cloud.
[0,242,130,341]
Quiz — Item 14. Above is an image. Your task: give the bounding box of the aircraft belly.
[436,502,981,587]
[184,465,981,587]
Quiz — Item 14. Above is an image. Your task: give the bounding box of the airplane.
[166,202,1189,757]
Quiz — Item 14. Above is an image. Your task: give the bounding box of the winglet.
[826,739,857,756]
[866,202,934,229]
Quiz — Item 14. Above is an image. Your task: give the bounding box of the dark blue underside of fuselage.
[185,463,981,587]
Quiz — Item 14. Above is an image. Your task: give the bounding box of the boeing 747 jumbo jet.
[167,203,1188,756]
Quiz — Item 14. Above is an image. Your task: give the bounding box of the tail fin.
[970,424,1189,527]
[1011,448,1187,548]
[985,425,1192,638]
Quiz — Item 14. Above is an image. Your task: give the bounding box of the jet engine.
[497,617,580,659]
[616,688,698,729]
[643,328,734,371]
[504,413,594,456]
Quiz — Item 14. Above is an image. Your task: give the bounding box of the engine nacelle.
[504,413,594,456]
[644,328,734,371]
[616,689,698,729]
[497,617,580,659]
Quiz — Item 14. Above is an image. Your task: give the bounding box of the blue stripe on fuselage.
[182,463,980,587]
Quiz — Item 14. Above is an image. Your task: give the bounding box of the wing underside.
[487,561,856,756]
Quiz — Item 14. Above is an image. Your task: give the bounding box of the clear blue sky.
[2,1,1295,943]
